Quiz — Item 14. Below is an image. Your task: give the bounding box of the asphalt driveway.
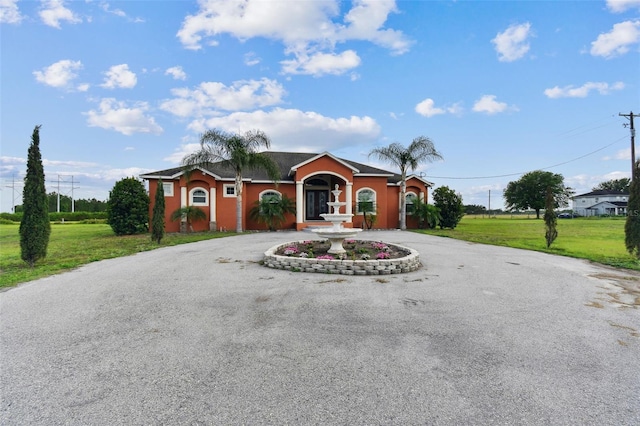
[1,231,639,425]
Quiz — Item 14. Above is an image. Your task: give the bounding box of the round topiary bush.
[107,177,149,236]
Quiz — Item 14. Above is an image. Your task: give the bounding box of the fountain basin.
[312,227,362,254]
[263,240,421,275]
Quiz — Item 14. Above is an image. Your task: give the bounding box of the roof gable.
[289,151,359,175]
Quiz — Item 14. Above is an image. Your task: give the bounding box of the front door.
[306,190,329,220]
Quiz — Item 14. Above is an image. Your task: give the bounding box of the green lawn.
[0,223,236,288]
[414,215,640,270]
[2,216,638,289]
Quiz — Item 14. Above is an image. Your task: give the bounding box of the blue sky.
[1,0,639,213]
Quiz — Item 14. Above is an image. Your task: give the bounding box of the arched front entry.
[295,172,351,230]
[305,176,331,221]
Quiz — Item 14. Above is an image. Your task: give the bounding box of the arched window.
[191,188,208,206]
[356,188,376,214]
[405,192,417,214]
[260,190,281,202]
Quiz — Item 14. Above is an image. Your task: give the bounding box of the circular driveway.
[1,231,639,425]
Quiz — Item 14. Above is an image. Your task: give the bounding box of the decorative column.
[345,182,353,222]
[209,187,216,230]
[180,186,187,208]
[296,181,304,225]
[180,186,188,232]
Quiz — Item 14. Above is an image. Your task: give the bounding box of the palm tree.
[249,194,296,231]
[182,129,281,233]
[170,206,207,233]
[369,136,442,230]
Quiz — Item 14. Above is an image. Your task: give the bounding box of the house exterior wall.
[351,175,389,229]
[572,193,628,216]
[148,178,181,233]
[386,185,400,229]
[405,180,425,229]
[144,156,432,233]
[244,182,297,230]
[214,180,240,232]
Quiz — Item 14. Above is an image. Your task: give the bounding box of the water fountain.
[263,183,421,275]
[311,184,362,254]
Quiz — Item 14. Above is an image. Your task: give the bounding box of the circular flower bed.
[264,239,421,275]
[275,239,409,261]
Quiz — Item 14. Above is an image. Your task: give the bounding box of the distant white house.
[572,190,628,216]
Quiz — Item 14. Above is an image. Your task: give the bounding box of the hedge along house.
[140,151,434,233]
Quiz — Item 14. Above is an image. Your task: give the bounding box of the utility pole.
[620,111,638,179]
[57,175,61,213]
[70,175,80,212]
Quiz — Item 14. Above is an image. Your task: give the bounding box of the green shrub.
[107,177,149,236]
[433,186,464,229]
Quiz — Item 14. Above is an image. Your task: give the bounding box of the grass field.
[2,216,639,288]
[0,223,235,288]
[414,215,639,270]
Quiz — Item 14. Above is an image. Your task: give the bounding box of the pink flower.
[317,254,334,260]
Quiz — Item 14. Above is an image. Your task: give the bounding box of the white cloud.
[567,171,630,193]
[472,95,516,115]
[338,0,411,54]
[281,50,361,76]
[164,142,202,164]
[43,159,100,168]
[33,59,88,91]
[186,107,381,153]
[590,20,640,58]
[415,98,445,118]
[0,0,23,24]
[606,0,640,13]
[99,167,151,181]
[39,0,81,29]
[165,66,187,81]
[491,22,532,62]
[244,52,261,66]
[100,2,126,18]
[101,64,137,89]
[602,148,631,161]
[160,78,286,117]
[84,98,163,135]
[544,81,625,98]
[176,0,411,76]
[0,155,26,165]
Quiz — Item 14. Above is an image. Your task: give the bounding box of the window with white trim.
[356,188,376,214]
[260,190,281,203]
[162,182,174,197]
[405,192,417,214]
[223,184,236,197]
[190,188,208,206]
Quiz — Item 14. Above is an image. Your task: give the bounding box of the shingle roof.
[573,190,629,198]
[140,151,406,183]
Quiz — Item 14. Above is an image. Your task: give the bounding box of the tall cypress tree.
[625,160,640,257]
[151,179,165,243]
[19,125,51,267]
[544,186,558,248]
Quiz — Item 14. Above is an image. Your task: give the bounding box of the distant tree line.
[13,192,107,213]
[593,178,630,193]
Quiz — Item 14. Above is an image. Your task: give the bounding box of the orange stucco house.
[140,151,433,232]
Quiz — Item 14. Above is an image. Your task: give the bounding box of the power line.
[426,135,627,180]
